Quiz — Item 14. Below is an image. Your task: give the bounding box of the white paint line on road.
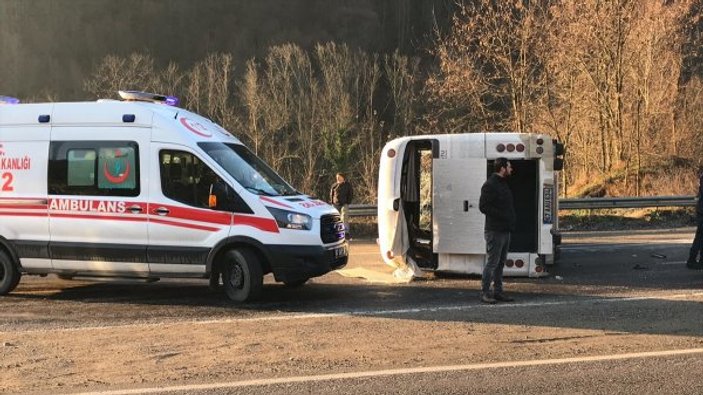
[73,347,703,395]
[4,291,703,335]
[660,261,686,265]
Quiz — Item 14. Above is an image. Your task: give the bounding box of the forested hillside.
[0,0,453,99]
[2,0,702,201]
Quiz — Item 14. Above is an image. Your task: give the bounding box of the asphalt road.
[2,228,703,395]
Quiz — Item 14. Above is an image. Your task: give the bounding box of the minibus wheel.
[223,248,263,302]
[0,250,21,295]
[553,245,561,264]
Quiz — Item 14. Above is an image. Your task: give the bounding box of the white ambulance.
[0,91,348,302]
[377,133,563,279]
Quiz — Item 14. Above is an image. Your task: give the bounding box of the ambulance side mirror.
[208,183,218,208]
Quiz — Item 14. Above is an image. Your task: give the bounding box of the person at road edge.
[687,165,703,269]
[330,172,353,240]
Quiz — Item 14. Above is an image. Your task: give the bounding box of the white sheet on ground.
[335,267,408,284]
[386,203,427,281]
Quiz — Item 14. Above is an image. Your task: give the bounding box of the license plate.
[333,246,348,259]
[543,184,553,224]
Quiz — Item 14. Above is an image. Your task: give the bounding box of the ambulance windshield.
[198,142,299,196]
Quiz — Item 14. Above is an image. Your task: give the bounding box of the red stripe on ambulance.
[2,198,280,233]
[0,204,48,210]
[149,218,220,232]
[0,211,48,217]
[50,213,148,222]
[233,214,279,233]
[154,204,232,225]
[259,196,293,209]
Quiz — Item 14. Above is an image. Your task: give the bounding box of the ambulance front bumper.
[267,242,349,283]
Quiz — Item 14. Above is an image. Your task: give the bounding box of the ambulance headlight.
[266,207,312,230]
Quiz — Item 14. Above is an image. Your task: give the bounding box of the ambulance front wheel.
[223,248,263,302]
[283,278,308,288]
[0,250,21,295]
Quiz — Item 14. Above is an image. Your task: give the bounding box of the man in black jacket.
[479,158,516,303]
[688,166,703,269]
[330,172,353,239]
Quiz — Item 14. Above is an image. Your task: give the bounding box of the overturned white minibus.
[377,133,563,279]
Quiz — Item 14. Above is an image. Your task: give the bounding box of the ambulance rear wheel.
[223,248,263,302]
[0,250,21,295]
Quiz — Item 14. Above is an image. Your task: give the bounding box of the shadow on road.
[6,234,703,337]
[8,273,703,339]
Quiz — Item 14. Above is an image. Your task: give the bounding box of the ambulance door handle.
[128,205,143,214]
[154,207,170,216]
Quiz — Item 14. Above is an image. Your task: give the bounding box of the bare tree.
[315,42,357,175]
[279,44,319,194]
[426,0,549,134]
[84,53,182,99]
[427,0,696,197]
[626,1,689,195]
[677,76,703,163]
[239,59,264,155]
[384,49,420,136]
[185,53,236,130]
[545,0,691,195]
[236,43,385,201]
[355,52,383,204]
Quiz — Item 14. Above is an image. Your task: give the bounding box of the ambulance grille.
[320,214,345,243]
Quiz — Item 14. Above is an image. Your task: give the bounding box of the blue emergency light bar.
[164,96,179,106]
[118,90,179,106]
[0,96,20,105]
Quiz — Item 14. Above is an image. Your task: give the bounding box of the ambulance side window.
[159,150,252,213]
[48,141,140,197]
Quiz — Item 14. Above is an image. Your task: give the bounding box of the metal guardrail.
[559,195,697,210]
[347,204,379,217]
[347,195,699,217]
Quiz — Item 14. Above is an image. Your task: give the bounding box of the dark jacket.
[330,181,353,206]
[479,173,516,232]
[697,174,703,217]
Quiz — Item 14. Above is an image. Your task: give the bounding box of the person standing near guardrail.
[687,166,703,269]
[330,172,353,240]
[479,158,516,303]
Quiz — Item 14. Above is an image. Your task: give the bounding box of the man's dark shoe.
[494,293,514,302]
[480,294,497,304]
[687,260,703,270]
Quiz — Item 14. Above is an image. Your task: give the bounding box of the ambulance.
[377,133,563,279]
[0,91,348,302]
